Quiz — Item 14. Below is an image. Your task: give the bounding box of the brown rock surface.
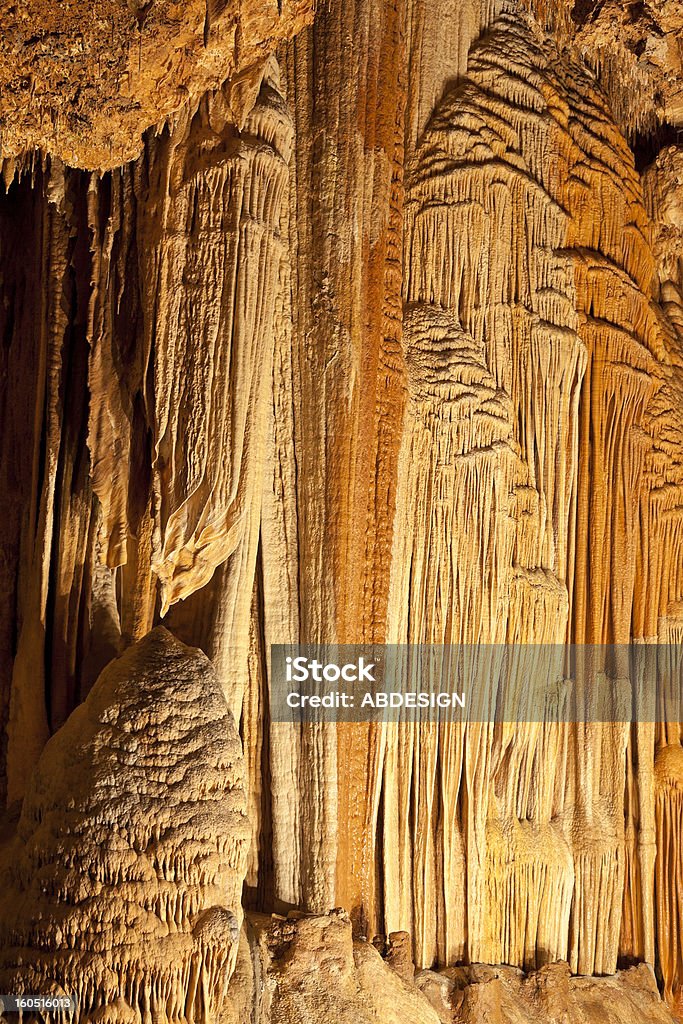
[441,962,680,1024]
[0,0,313,169]
[222,914,681,1024]
[523,0,683,138]
[228,910,441,1024]
[0,1,683,1023]
[570,0,683,136]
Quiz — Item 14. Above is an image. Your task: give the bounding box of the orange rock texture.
[0,0,314,169]
[1,0,683,1022]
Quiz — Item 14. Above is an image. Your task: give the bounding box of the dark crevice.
[571,0,606,28]
[631,121,682,173]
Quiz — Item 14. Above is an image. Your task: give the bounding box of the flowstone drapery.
[2,0,683,1021]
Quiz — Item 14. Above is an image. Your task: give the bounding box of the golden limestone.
[0,1,683,1022]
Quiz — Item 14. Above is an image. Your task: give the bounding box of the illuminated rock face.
[2,0,683,1022]
[0,0,313,170]
[386,11,660,976]
[0,61,293,806]
[0,627,249,1023]
[222,912,680,1024]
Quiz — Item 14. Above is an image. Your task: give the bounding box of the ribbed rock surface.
[0,59,293,805]
[0,627,249,1023]
[0,1,683,1023]
[384,10,661,975]
[89,59,293,622]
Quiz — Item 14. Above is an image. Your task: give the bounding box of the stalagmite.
[0,627,250,1023]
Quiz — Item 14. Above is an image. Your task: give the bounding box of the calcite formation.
[0,0,313,169]
[569,0,683,137]
[228,910,441,1024]
[89,58,293,624]
[0,627,250,1022]
[422,961,682,1024]
[222,910,681,1024]
[386,10,658,974]
[1,0,683,1022]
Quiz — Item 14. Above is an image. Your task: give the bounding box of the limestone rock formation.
[1,0,683,1023]
[221,911,681,1024]
[0,627,249,1022]
[0,57,293,805]
[423,962,681,1024]
[0,0,313,169]
[570,0,683,136]
[226,910,443,1024]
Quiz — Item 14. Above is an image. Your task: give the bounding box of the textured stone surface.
[0,0,313,169]
[227,910,442,1024]
[0,627,249,1022]
[221,913,681,1024]
[571,0,683,136]
[423,962,680,1024]
[1,1,683,1023]
[0,59,292,806]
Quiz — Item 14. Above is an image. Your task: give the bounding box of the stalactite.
[640,145,683,1014]
[655,744,683,1017]
[1,161,102,804]
[0,0,314,170]
[382,9,679,977]
[88,61,295,723]
[141,69,292,620]
[273,0,409,925]
[0,60,296,813]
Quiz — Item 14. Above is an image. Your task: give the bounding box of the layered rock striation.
[1,0,683,1022]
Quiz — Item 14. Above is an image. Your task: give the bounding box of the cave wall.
[1,0,683,1020]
